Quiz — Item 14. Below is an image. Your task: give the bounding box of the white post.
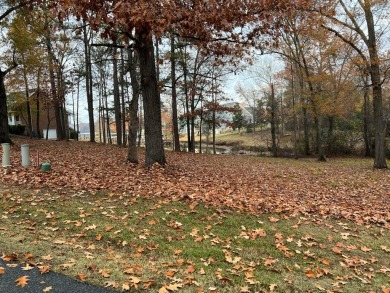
[2,143,11,167]
[21,144,30,168]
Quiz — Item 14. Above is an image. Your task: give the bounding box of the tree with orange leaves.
[53,0,311,165]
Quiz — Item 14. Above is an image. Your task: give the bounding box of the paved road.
[0,259,116,293]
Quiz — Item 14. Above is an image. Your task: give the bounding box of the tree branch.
[3,50,19,76]
[321,24,369,67]
[0,1,26,22]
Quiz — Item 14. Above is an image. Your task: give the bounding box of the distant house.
[217,102,254,130]
[8,111,23,126]
[7,89,60,139]
[180,102,254,135]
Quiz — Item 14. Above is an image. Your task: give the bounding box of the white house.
[8,111,23,126]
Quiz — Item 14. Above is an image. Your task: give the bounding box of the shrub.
[9,124,26,135]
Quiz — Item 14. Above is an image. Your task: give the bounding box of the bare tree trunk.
[363,0,386,168]
[0,72,12,143]
[36,70,42,139]
[127,49,140,163]
[113,47,122,145]
[362,75,373,157]
[120,48,127,146]
[83,24,95,142]
[136,28,166,166]
[36,90,41,139]
[270,83,277,157]
[170,34,180,151]
[183,50,191,152]
[76,76,80,141]
[22,60,32,138]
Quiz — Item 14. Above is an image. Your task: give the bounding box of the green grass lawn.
[1,187,389,292]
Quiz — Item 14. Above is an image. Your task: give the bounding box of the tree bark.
[127,49,140,163]
[120,48,127,146]
[22,59,32,138]
[136,28,166,166]
[170,34,180,152]
[270,83,277,157]
[0,72,12,143]
[362,75,373,157]
[113,47,122,145]
[83,24,95,142]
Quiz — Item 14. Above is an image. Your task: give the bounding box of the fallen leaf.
[305,269,316,278]
[166,283,184,291]
[99,269,110,278]
[38,265,51,274]
[16,275,30,287]
[361,246,372,252]
[78,273,87,281]
[21,263,34,271]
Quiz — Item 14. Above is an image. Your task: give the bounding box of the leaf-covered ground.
[1,138,389,292]
[1,138,389,227]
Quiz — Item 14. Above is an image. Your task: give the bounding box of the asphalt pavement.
[0,259,116,293]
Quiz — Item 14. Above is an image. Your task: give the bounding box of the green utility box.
[41,162,51,172]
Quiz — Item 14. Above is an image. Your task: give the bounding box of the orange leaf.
[16,275,30,287]
[382,285,390,293]
[332,247,342,254]
[99,269,110,278]
[185,265,195,273]
[78,273,87,281]
[38,265,51,274]
[0,267,4,275]
[305,269,316,278]
[361,246,372,252]
[164,270,177,278]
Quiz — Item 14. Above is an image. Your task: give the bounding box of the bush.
[9,124,26,135]
[326,131,358,155]
[69,128,79,140]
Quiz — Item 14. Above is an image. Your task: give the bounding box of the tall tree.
[0,0,32,143]
[54,0,310,165]
[316,0,389,168]
[82,23,95,142]
[112,47,122,145]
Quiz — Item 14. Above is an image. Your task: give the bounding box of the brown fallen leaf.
[332,247,342,255]
[158,287,170,293]
[122,282,130,291]
[16,275,30,287]
[99,269,110,278]
[382,285,390,293]
[38,265,51,274]
[165,283,184,291]
[2,253,18,261]
[268,216,279,223]
[21,263,34,271]
[164,270,177,278]
[361,246,372,252]
[78,273,87,282]
[41,255,53,261]
[0,267,4,275]
[305,269,317,278]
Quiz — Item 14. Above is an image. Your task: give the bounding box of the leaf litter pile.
[0,138,389,292]
[2,138,389,226]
